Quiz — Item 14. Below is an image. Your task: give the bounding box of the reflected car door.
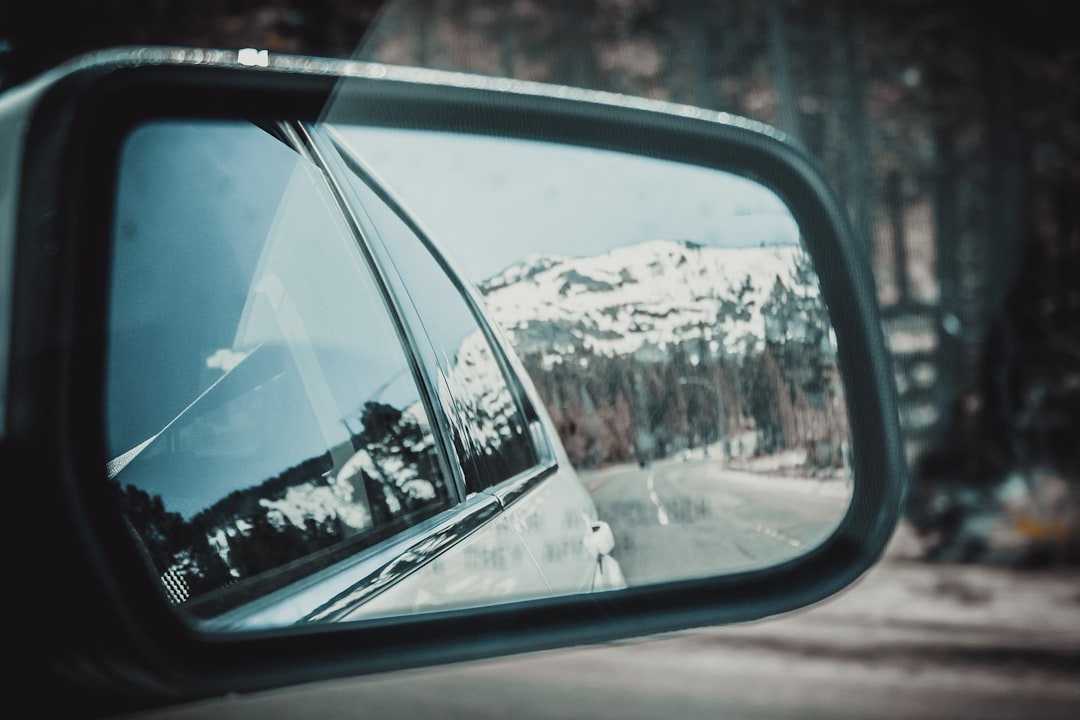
[329,142,618,601]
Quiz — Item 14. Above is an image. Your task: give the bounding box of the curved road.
[582,454,851,585]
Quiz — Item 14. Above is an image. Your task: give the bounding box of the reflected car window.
[338,161,540,493]
[105,121,452,616]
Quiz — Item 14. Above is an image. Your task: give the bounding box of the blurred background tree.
[2,0,385,86]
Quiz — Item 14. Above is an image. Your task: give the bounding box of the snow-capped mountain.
[477,239,823,364]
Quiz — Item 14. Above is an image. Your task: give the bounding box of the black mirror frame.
[3,48,906,714]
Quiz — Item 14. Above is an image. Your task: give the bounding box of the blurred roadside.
[713,521,1080,669]
[907,464,1080,568]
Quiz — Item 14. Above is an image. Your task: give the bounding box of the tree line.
[523,341,847,473]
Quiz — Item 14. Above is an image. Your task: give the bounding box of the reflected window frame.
[104,119,472,621]
[317,125,557,496]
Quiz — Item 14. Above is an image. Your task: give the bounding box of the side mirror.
[0,48,906,711]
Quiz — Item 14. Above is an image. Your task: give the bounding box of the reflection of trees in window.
[113,483,232,604]
[446,329,536,488]
[345,400,441,523]
[113,402,446,615]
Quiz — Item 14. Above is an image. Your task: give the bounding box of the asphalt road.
[582,455,851,585]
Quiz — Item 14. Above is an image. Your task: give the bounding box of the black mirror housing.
[0,48,906,716]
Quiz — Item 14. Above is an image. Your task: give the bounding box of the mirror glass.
[105,119,852,631]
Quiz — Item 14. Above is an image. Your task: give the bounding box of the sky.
[330,127,801,284]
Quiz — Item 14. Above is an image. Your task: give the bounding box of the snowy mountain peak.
[477,239,822,363]
[481,253,567,293]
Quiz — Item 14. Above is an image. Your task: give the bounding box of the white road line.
[752,524,803,548]
[646,472,670,526]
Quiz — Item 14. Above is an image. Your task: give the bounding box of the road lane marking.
[646,473,670,526]
[752,524,803,548]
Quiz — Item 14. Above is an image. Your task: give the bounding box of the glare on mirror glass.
[331,127,853,587]
[105,120,851,631]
